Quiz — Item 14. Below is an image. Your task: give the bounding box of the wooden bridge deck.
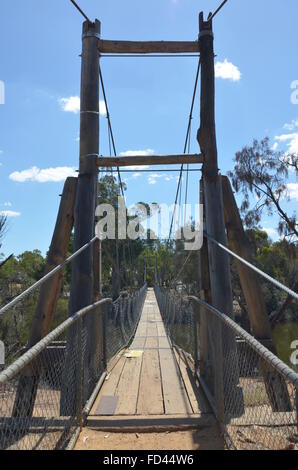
[75,289,224,449]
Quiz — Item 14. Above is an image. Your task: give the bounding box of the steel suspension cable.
[99,65,125,198]
[167,59,201,245]
[204,231,298,301]
[0,236,99,318]
[98,65,136,285]
[69,0,91,23]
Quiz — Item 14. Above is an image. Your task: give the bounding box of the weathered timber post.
[197,12,243,421]
[222,176,291,411]
[197,179,212,385]
[60,19,101,414]
[12,177,77,418]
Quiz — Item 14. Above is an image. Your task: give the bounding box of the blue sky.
[0,0,297,256]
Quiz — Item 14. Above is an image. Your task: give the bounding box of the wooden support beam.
[222,175,292,412]
[12,177,77,419]
[197,179,212,386]
[61,19,101,415]
[98,40,200,54]
[198,12,243,423]
[97,154,203,167]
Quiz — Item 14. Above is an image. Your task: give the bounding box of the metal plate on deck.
[95,395,118,416]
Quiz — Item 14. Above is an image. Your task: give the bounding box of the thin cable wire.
[99,168,201,173]
[167,59,201,244]
[204,231,298,301]
[207,0,228,22]
[99,65,125,197]
[69,0,91,23]
[101,54,201,58]
[170,250,193,287]
[184,120,192,223]
[98,65,135,282]
[0,236,98,317]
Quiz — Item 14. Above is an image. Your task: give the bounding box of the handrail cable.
[0,236,99,318]
[204,231,298,301]
[189,295,298,386]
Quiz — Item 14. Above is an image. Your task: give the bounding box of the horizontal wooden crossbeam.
[98,40,200,54]
[96,154,203,168]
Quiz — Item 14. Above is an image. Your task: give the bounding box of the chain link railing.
[105,284,147,362]
[155,285,298,450]
[0,284,147,450]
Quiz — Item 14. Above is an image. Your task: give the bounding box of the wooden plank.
[145,337,158,349]
[158,337,171,349]
[135,322,147,337]
[130,337,146,349]
[96,154,203,167]
[115,356,143,415]
[98,40,200,54]
[90,356,126,415]
[137,350,164,415]
[147,324,158,337]
[157,323,167,337]
[174,350,207,414]
[87,413,216,433]
[159,349,192,414]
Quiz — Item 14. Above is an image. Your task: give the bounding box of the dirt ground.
[74,428,225,451]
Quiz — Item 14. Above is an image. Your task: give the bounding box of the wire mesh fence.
[105,285,147,362]
[0,285,147,450]
[154,286,196,358]
[155,286,298,450]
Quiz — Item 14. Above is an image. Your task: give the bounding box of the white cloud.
[120,149,155,157]
[148,173,164,185]
[284,119,298,131]
[147,173,175,185]
[9,166,77,183]
[59,96,80,113]
[274,133,298,154]
[0,150,3,155]
[119,149,155,170]
[59,96,107,116]
[262,227,278,239]
[99,100,107,116]
[3,202,12,207]
[0,210,21,218]
[272,142,278,151]
[215,59,241,82]
[286,183,298,201]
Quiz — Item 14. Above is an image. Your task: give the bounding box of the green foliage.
[229,137,298,239]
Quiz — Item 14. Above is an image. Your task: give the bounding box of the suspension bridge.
[0,2,297,451]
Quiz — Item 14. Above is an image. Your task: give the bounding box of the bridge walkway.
[74,288,224,449]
